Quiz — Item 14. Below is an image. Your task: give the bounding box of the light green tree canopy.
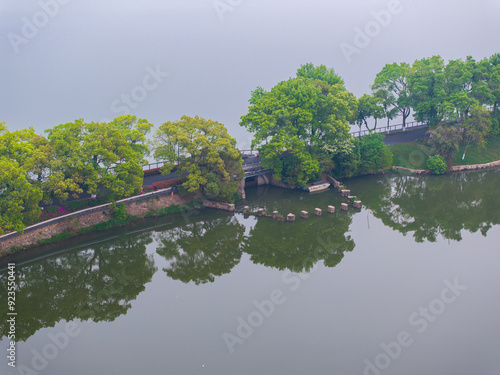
[354,94,385,131]
[408,56,447,126]
[45,115,153,200]
[153,115,243,202]
[372,62,412,127]
[240,63,357,185]
[0,123,43,234]
[0,158,42,234]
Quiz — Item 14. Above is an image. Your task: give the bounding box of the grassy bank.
[389,141,432,170]
[453,136,500,165]
[390,135,500,169]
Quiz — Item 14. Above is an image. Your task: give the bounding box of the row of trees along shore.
[1,54,499,235]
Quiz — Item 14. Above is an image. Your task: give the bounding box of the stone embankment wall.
[202,200,235,211]
[392,166,430,174]
[450,160,500,172]
[269,176,295,189]
[0,191,191,256]
[392,159,500,175]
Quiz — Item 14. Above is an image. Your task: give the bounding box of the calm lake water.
[1,170,500,375]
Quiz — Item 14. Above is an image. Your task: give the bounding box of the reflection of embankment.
[0,232,156,342]
[360,171,500,242]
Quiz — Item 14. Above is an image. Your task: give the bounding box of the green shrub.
[78,215,138,234]
[145,204,191,218]
[38,232,73,245]
[109,202,128,221]
[357,133,393,175]
[426,155,447,175]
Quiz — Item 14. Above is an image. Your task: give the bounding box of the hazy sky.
[1,0,499,148]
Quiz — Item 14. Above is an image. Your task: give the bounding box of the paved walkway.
[383,127,429,145]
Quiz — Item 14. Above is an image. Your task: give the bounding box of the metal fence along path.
[350,121,427,138]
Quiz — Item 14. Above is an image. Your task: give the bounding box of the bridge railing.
[143,161,167,170]
[243,164,265,172]
[350,121,427,138]
[241,150,259,158]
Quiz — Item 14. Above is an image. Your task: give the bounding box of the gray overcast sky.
[1,0,499,148]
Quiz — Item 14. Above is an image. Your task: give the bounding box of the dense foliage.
[369,54,500,164]
[1,114,245,235]
[240,64,358,185]
[153,115,244,202]
[426,156,447,175]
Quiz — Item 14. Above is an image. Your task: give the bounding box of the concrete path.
[383,128,429,145]
[143,171,178,186]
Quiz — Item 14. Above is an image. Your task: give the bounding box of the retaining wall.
[0,190,191,256]
[392,159,500,175]
[202,200,235,211]
[450,160,500,172]
[392,166,430,174]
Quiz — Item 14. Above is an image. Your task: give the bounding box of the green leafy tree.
[296,62,345,86]
[460,105,492,160]
[330,139,360,178]
[45,115,152,201]
[0,159,42,234]
[82,117,152,199]
[258,131,320,186]
[427,125,462,164]
[153,115,243,202]
[240,64,356,185]
[442,57,479,120]
[374,88,399,128]
[0,125,37,168]
[372,62,412,128]
[408,56,447,126]
[0,124,43,233]
[487,53,500,110]
[354,94,385,131]
[356,133,393,175]
[28,133,83,204]
[322,137,358,178]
